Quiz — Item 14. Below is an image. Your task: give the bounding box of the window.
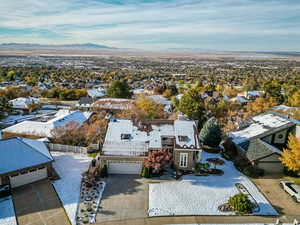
[178,136,188,142]
[179,153,188,167]
[121,134,131,140]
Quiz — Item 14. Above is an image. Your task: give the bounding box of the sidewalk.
[96,215,280,225]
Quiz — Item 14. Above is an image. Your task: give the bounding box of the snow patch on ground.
[0,196,17,225]
[149,152,278,217]
[51,152,91,225]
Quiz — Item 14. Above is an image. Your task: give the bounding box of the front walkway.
[12,179,71,225]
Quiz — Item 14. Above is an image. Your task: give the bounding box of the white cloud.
[0,0,300,50]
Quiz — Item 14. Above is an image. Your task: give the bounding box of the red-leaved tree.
[144,149,172,174]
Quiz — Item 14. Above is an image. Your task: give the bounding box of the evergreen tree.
[200,117,222,148]
[177,88,205,121]
[107,80,132,98]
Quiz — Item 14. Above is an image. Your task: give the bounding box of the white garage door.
[108,161,142,174]
[9,167,47,188]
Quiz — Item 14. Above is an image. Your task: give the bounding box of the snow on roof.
[0,196,17,225]
[148,95,171,105]
[133,89,151,95]
[3,110,92,138]
[247,90,264,97]
[230,96,248,103]
[87,88,106,98]
[92,98,133,110]
[0,137,53,175]
[229,113,294,144]
[272,104,294,112]
[103,119,199,155]
[21,138,53,160]
[8,97,40,109]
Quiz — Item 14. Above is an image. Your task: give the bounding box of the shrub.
[195,162,209,171]
[99,164,108,178]
[140,166,151,178]
[228,193,253,214]
[242,166,264,178]
[283,167,300,177]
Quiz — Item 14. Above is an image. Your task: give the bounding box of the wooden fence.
[47,143,88,154]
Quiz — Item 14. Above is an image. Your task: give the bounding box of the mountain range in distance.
[0,42,299,58]
[0,42,117,49]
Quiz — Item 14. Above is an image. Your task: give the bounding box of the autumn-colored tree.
[144,149,172,174]
[28,102,41,113]
[51,113,108,147]
[287,90,300,107]
[135,96,165,119]
[280,135,300,175]
[243,97,277,119]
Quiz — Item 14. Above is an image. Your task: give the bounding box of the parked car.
[280,181,300,203]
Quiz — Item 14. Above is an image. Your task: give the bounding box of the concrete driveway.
[12,179,71,225]
[252,176,300,217]
[96,175,148,223]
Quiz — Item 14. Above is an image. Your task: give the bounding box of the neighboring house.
[2,110,93,139]
[147,95,172,113]
[227,112,300,174]
[238,90,265,100]
[92,98,134,111]
[98,119,202,174]
[0,137,53,188]
[87,87,106,99]
[9,97,40,111]
[76,97,94,108]
[229,96,249,104]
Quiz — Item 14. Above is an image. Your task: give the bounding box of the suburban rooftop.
[102,119,200,154]
[229,113,295,144]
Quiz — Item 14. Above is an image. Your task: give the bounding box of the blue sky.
[0,0,300,51]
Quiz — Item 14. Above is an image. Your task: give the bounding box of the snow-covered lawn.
[149,152,278,217]
[51,152,92,225]
[0,196,17,225]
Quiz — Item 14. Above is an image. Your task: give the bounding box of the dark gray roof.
[237,139,281,161]
[79,97,93,105]
[0,137,53,175]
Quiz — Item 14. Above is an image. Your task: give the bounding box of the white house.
[87,87,106,99]
[99,119,202,174]
[2,110,93,138]
[9,97,40,111]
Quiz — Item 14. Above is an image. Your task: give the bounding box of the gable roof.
[0,137,53,175]
[237,139,281,162]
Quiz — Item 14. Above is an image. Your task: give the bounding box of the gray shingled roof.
[0,137,53,175]
[237,139,280,161]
